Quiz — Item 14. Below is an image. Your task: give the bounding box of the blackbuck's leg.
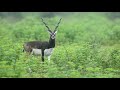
[41,49,44,62]
[48,56,51,62]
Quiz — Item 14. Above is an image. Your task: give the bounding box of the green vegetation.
[0,12,120,78]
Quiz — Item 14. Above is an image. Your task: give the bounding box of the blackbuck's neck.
[49,37,55,48]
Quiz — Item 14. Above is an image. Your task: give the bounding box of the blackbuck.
[23,18,62,62]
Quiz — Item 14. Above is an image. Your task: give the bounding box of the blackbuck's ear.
[54,30,58,34]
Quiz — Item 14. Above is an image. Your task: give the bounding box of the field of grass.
[0,12,120,78]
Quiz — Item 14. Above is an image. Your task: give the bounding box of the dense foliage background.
[0,12,120,78]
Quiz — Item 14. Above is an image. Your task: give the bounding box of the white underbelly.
[32,48,54,56]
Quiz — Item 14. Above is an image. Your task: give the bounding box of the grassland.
[0,12,120,78]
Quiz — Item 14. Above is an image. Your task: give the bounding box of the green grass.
[0,12,120,78]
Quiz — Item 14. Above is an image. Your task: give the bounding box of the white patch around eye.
[54,31,58,34]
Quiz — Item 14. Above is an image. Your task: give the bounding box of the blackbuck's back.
[23,41,49,52]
